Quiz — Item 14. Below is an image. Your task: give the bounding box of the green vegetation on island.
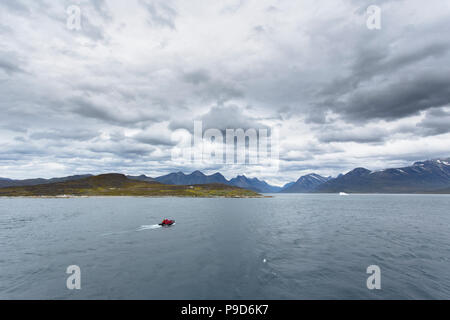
[0,174,262,198]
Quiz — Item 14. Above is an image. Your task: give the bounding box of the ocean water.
[0,194,449,299]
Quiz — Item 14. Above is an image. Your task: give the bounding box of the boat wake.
[137,224,162,231]
[138,222,176,231]
[100,229,134,236]
[102,223,174,236]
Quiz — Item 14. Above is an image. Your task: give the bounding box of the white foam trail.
[137,224,162,231]
[102,223,173,235]
[100,229,134,236]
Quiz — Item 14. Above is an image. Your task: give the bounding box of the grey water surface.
[1,194,449,299]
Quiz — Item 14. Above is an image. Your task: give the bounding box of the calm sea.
[1,194,449,299]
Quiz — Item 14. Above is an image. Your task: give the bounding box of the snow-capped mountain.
[316,158,450,193]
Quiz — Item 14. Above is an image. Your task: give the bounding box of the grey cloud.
[182,72,244,104]
[304,110,328,124]
[252,25,265,34]
[343,42,450,95]
[69,97,167,125]
[317,126,387,143]
[380,43,449,75]
[416,107,450,135]
[75,82,110,95]
[280,144,344,162]
[342,74,450,121]
[70,97,122,123]
[1,0,450,180]
[221,0,247,14]
[140,0,177,29]
[133,132,176,146]
[168,119,190,132]
[183,70,211,85]
[201,105,265,130]
[88,142,155,158]
[203,82,244,104]
[90,0,112,21]
[277,106,294,121]
[0,51,25,75]
[0,143,48,159]
[0,24,12,34]
[30,129,99,141]
[80,17,106,41]
[0,0,30,14]
[305,8,450,124]
[0,122,29,133]
[75,82,136,102]
[348,0,407,15]
[169,105,267,133]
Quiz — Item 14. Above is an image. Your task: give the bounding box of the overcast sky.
[1,0,449,185]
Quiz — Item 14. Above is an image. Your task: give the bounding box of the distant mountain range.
[1,158,449,194]
[228,175,282,193]
[0,170,283,193]
[154,170,228,186]
[315,158,450,193]
[0,174,260,198]
[280,174,332,193]
[149,171,281,193]
[0,174,92,188]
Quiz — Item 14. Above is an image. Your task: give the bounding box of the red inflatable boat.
[159,219,175,226]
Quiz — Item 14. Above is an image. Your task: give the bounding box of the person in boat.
[161,219,174,225]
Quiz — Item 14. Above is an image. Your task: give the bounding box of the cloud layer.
[0,0,449,184]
